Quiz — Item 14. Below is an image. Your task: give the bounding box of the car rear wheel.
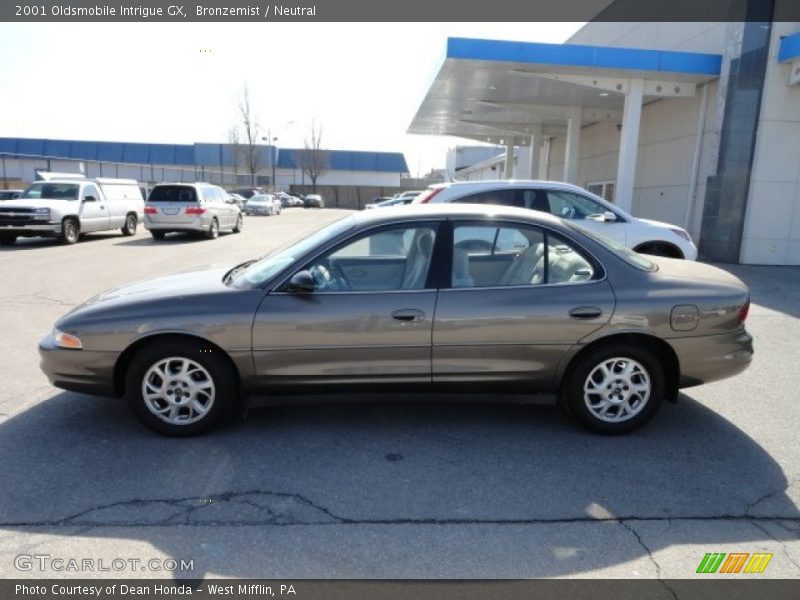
[206,218,219,240]
[125,340,237,436]
[562,345,664,434]
[233,214,243,233]
[61,218,79,245]
[0,235,17,246]
[151,231,166,240]
[121,213,137,236]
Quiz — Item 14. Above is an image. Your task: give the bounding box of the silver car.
[244,194,281,216]
[40,204,752,436]
[144,183,242,240]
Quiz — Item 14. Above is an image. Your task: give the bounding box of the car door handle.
[569,306,602,319]
[392,309,425,322]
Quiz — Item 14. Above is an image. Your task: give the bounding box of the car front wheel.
[125,341,237,436]
[562,345,664,434]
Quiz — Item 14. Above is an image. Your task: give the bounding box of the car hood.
[648,256,748,291]
[65,266,235,319]
[636,217,681,231]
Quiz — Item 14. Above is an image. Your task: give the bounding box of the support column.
[564,108,582,184]
[541,136,552,180]
[615,77,644,213]
[528,126,542,179]
[504,139,515,179]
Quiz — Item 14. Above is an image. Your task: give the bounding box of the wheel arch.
[557,332,680,403]
[633,240,684,259]
[113,332,242,400]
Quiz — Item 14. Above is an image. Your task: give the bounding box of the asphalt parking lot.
[0,208,798,582]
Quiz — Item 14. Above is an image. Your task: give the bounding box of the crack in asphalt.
[745,478,799,516]
[749,520,800,572]
[1,489,799,529]
[620,520,679,600]
[0,291,75,307]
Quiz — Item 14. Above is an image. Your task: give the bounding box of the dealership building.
[0,137,409,192]
[410,19,800,265]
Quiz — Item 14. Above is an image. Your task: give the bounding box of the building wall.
[568,21,728,54]
[740,21,800,265]
[275,168,401,188]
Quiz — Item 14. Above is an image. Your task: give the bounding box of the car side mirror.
[285,270,315,293]
[602,211,617,222]
[83,195,97,202]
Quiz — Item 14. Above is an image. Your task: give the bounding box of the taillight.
[185,206,206,215]
[414,187,444,204]
[738,298,750,323]
[144,206,157,214]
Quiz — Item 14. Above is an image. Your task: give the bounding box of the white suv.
[414,180,697,260]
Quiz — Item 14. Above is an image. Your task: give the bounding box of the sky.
[0,22,583,176]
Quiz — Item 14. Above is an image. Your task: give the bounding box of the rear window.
[147,185,198,203]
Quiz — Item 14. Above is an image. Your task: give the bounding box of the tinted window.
[21,183,80,201]
[455,189,523,208]
[148,185,198,203]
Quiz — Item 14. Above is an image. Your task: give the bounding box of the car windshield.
[21,183,80,201]
[228,215,357,289]
[568,222,657,272]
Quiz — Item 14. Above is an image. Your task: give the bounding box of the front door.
[79,184,110,232]
[252,223,440,390]
[543,189,628,245]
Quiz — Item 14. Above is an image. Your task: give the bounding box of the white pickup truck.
[0,174,144,245]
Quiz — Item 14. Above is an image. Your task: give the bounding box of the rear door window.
[148,186,198,203]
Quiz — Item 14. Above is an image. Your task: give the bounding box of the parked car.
[244,194,282,216]
[227,193,247,209]
[144,183,242,240]
[366,197,413,209]
[414,180,697,259]
[304,193,324,208]
[0,175,143,245]
[39,204,752,436]
[0,190,23,200]
[230,187,266,200]
[277,192,302,208]
[393,190,424,201]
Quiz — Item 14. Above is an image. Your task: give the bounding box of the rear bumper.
[668,329,753,388]
[143,215,209,232]
[39,333,118,397]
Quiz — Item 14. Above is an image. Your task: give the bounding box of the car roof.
[431,179,590,192]
[352,202,565,227]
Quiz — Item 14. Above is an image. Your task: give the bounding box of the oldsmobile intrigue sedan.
[39,205,753,436]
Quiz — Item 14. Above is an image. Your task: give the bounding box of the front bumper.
[668,329,753,388]
[0,222,61,237]
[39,333,118,397]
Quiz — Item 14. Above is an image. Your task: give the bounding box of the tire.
[205,218,219,240]
[232,214,243,233]
[0,235,17,246]
[61,218,79,245]
[562,345,665,434]
[121,213,137,236]
[151,231,166,240]
[125,340,237,436]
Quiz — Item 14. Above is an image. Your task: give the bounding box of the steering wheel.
[309,264,334,290]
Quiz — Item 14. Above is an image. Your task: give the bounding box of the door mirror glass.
[286,270,315,293]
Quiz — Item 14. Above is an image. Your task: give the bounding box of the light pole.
[262,121,295,192]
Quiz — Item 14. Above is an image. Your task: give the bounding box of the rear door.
[433,220,616,390]
[146,185,199,226]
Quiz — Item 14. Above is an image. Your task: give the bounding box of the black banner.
[2,0,800,22]
[3,579,800,600]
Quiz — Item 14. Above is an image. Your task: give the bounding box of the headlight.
[32,207,51,220]
[669,227,692,243]
[53,328,82,350]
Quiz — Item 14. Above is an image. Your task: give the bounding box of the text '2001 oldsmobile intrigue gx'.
[40,205,753,436]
